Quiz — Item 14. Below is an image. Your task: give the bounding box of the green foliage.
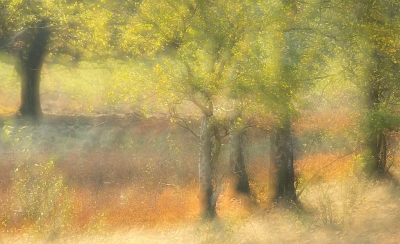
[1,123,73,235]
[365,107,400,133]
[2,123,32,154]
[0,0,139,63]
[8,159,73,234]
[109,0,273,116]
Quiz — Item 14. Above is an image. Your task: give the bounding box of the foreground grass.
[1,164,400,243]
[0,114,400,243]
[2,177,400,244]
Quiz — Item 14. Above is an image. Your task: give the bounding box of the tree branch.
[0,29,27,49]
[169,111,199,139]
[296,150,356,198]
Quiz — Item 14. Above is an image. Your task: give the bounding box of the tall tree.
[14,21,50,118]
[267,0,299,202]
[112,0,264,219]
[0,0,133,118]
[229,104,250,195]
[325,0,400,177]
[0,1,62,118]
[355,0,400,176]
[261,0,329,201]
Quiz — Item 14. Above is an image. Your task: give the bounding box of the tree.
[265,0,299,202]
[0,0,134,118]
[229,104,250,195]
[0,1,62,118]
[324,0,400,177]
[0,1,66,118]
[259,0,330,202]
[112,0,265,219]
[355,0,400,176]
[14,21,50,119]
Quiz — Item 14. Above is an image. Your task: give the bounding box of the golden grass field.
[0,112,399,244]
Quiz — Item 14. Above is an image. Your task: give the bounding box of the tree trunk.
[16,21,50,119]
[363,83,387,175]
[269,117,296,202]
[267,0,297,202]
[351,0,390,178]
[229,108,250,195]
[198,113,217,219]
[362,46,387,176]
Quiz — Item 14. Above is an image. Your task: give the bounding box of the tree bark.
[363,51,387,176]
[269,117,296,202]
[229,108,250,195]
[358,0,388,176]
[267,0,297,202]
[198,113,217,219]
[16,21,50,119]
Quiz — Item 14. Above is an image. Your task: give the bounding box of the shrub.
[5,159,73,236]
[2,123,73,237]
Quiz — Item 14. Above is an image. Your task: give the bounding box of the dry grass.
[2,178,400,244]
[296,153,356,183]
[1,114,400,243]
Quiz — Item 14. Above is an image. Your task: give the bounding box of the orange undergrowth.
[0,111,364,236]
[0,152,359,235]
[296,153,356,183]
[99,184,199,229]
[294,110,358,136]
[66,182,257,232]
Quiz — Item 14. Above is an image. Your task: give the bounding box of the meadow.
[1,56,400,243]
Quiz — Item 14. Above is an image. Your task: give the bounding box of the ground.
[0,114,400,243]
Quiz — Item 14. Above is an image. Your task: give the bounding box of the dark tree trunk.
[229,108,250,195]
[353,0,391,178]
[199,113,217,220]
[16,21,50,119]
[267,0,297,202]
[363,50,387,176]
[269,117,296,202]
[363,100,387,176]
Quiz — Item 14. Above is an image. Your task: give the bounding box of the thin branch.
[218,125,230,138]
[0,1,28,30]
[0,28,27,49]
[170,113,199,138]
[190,95,213,116]
[296,150,356,198]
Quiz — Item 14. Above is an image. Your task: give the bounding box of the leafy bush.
[2,123,73,237]
[6,159,73,235]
